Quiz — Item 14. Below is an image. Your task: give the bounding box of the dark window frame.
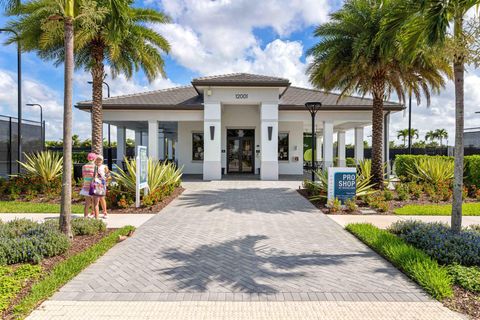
[278,132,289,161]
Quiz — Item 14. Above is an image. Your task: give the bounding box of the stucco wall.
[177,121,204,174]
[278,121,304,175]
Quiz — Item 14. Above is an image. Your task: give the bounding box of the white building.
[77,73,404,180]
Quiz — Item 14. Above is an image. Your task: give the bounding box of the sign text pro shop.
[328,167,356,204]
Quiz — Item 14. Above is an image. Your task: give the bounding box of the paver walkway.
[28,180,463,319]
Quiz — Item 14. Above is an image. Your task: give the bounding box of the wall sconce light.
[207,88,212,96]
[210,125,215,140]
[268,126,273,141]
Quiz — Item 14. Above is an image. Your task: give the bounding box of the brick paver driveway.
[30,179,463,319]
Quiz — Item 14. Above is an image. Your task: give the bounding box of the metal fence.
[0,115,44,177]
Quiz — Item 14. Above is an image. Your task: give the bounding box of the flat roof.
[76,73,404,111]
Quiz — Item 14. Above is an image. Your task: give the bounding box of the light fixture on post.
[304,101,322,182]
[210,125,215,140]
[1,28,22,173]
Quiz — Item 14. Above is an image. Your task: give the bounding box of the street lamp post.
[304,102,322,182]
[88,80,112,169]
[1,28,22,173]
[26,103,44,149]
[408,94,412,154]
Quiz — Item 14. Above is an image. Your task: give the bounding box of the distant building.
[465,128,480,148]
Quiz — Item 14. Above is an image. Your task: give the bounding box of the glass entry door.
[227,129,254,174]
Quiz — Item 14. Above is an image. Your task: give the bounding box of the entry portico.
[76,73,403,180]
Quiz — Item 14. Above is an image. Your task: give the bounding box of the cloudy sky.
[0,0,479,144]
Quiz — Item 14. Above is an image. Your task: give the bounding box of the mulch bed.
[2,230,114,320]
[108,187,184,214]
[443,286,480,320]
[297,187,477,215]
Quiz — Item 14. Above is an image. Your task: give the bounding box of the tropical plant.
[385,0,480,231]
[435,128,449,147]
[9,0,170,154]
[406,157,454,185]
[307,0,450,189]
[111,157,182,194]
[425,130,437,143]
[18,151,63,183]
[397,129,419,147]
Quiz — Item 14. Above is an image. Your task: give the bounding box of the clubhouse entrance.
[227,129,255,174]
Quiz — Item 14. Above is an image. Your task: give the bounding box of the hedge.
[394,154,480,187]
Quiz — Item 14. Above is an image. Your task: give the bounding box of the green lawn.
[394,202,480,216]
[0,201,84,214]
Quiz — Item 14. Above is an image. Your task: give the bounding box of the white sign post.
[135,146,148,208]
[328,167,357,204]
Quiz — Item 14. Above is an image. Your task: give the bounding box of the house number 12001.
[235,93,248,99]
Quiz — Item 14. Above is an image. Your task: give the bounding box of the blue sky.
[0,0,479,144]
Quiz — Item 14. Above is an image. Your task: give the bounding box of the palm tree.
[307,0,449,188]
[60,0,74,238]
[387,0,479,232]
[435,128,448,147]
[397,129,409,147]
[425,130,437,143]
[10,0,170,154]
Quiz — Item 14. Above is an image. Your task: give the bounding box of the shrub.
[375,200,390,212]
[327,198,342,213]
[447,264,480,293]
[469,225,480,233]
[383,190,393,201]
[345,198,358,212]
[0,219,70,265]
[112,157,182,194]
[346,223,453,299]
[395,183,410,201]
[18,151,63,184]
[389,220,480,266]
[406,156,454,185]
[407,182,423,199]
[72,218,106,236]
[465,155,480,188]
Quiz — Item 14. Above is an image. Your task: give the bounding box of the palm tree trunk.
[59,15,73,239]
[451,15,465,233]
[91,43,104,155]
[371,84,385,189]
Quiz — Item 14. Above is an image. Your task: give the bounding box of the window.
[192,133,204,161]
[278,133,289,161]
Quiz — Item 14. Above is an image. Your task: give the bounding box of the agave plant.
[18,151,63,183]
[308,163,375,201]
[406,157,454,185]
[111,157,183,193]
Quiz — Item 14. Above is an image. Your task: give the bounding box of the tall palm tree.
[435,128,448,147]
[60,0,74,238]
[386,0,479,232]
[307,0,450,188]
[10,0,170,154]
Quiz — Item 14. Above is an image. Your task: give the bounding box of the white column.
[203,103,222,180]
[323,121,334,168]
[116,126,126,167]
[315,135,322,162]
[148,120,158,160]
[158,132,165,160]
[337,130,346,167]
[260,102,279,180]
[354,127,364,163]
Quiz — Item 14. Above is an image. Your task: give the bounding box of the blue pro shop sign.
[327,167,357,204]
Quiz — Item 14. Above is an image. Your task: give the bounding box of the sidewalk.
[0,213,155,228]
[328,214,480,229]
